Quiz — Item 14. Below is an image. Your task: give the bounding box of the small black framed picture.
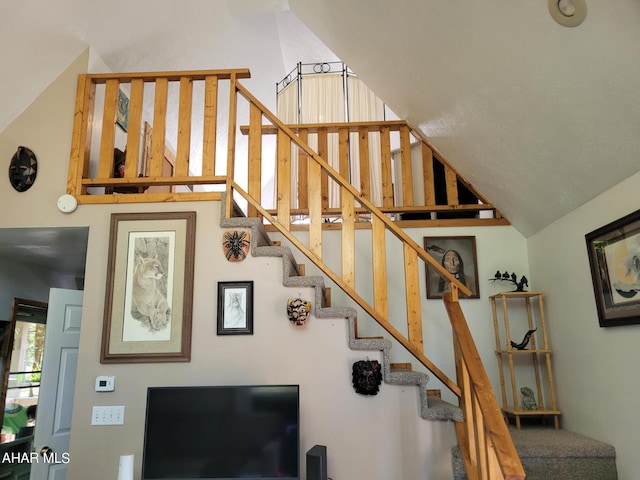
[217,281,254,335]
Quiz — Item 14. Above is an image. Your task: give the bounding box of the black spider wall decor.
[222,230,250,262]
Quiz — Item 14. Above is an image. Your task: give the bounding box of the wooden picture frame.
[0,321,10,358]
[585,209,640,327]
[424,236,480,299]
[217,281,254,335]
[116,89,129,132]
[101,212,196,363]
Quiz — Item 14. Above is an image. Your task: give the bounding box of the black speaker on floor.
[306,444,327,480]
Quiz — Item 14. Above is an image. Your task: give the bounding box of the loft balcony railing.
[66,69,523,480]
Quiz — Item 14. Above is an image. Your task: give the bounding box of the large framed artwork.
[585,209,640,327]
[217,281,254,335]
[101,212,196,363]
[424,236,480,299]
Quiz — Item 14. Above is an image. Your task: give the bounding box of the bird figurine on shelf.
[510,329,537,350]
[489,270,529,292]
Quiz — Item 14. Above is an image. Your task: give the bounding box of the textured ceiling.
[1,0,639,273]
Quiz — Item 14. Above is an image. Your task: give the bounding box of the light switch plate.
[91,406,125,425]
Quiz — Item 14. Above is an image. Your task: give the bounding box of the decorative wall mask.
[222,230,250,262]
[286,298,311,326]
[9,146,37,192]
[352,360,382,395]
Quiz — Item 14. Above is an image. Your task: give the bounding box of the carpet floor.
[452,427,617,480]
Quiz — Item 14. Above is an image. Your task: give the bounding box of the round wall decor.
[9,146,38,192]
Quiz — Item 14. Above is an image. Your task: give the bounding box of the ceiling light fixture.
[548,0,586,27]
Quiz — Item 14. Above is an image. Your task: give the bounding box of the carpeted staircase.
[452,426,618,479]
[219,199,463,422]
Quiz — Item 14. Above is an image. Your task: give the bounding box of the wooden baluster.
[451,283,459,302]
[404,243,423,349]
[422,142,436,206]
[202,75,218,177]
[276,129,291,229]
[247,103,262,218]
[338,128,350,185]
[341,188,355,289]
[175,76,193,177]
[317,128,329,209]
[445,162,460,206]
[225,74,238,217]
[68,75,95,195]
[380,126,394,208]
[473,399,489,479]
[297,128,309,210]
[372,216,388,318]
[99,79,119,180]
[400,125,414,206]
[150,77,168,177]
[124,79,144,179]
[457,348,479,470]
[308,157,323,258]
[358,126,370,201]
[226,74,238,179]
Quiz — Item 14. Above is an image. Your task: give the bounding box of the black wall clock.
[9,146,37,192]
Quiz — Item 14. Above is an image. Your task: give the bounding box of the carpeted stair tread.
[451,427,617,480]
[508,427,616,458]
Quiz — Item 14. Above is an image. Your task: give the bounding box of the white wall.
[528,173,640,480]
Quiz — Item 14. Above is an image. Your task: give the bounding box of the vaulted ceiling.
[2,0,639,239]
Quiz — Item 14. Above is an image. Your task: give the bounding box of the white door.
[31,288,83,480]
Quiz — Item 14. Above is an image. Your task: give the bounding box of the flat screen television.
[142,385,300,480]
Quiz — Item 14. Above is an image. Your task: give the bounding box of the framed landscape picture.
[424,236,480,299]
[101,211,196,363]
[586,209,640,327]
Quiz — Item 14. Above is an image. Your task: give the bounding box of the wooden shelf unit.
[490,291,560,429]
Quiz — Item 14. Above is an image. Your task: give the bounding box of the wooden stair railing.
[238,121,509,228]
[227,82,524,479]
[445,293,525,480]
[67,69,252,203]
[67,70,509,230]
[65,69,523,479]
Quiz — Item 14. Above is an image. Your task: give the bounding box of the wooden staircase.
[66,68,526,480]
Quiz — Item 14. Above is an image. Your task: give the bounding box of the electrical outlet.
[91,406,125,425]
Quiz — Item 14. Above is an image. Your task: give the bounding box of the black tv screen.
[142,385,300,480]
